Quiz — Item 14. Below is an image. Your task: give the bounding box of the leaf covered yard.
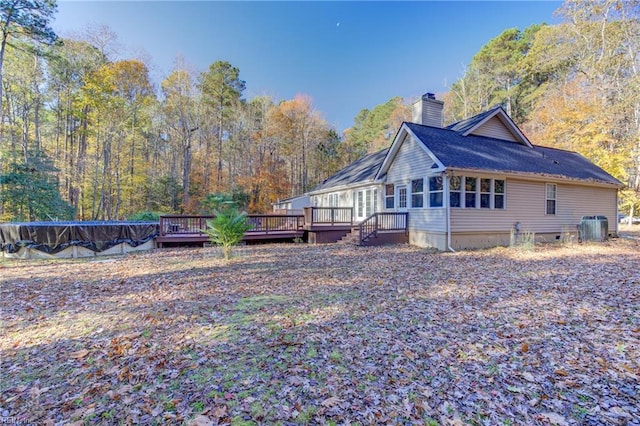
[1,240,639,425]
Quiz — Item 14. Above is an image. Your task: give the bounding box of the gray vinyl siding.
[407,209,447,232]
[412,98,444,128]
[451,178,617,233]
[313,189,353,208]
[386,134,446,232]
[386,135,436,181]
[470,116,518,142]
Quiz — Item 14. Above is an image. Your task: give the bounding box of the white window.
[429,176,443,208]
[397,186,407,209]
[373,189,378,213]
[365,190,372,216]
[546,183,557,215]
[480,178,492,208]
[450,176,461,207]
[385,184,394,209]
[494,180,505,209]
[355,188,376,219]
[328,193,339,207]
[465,177,477,208]
[452,176,505,209]
[411,178,424,208]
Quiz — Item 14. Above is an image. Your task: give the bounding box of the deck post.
[374,213,378,238]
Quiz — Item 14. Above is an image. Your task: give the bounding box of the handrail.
[159,214,305,236]
[358,212,408,244]
[246,214,305,233]
[159,215,215,236]
[303,207,353,226]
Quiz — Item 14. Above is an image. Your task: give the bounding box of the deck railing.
[160,215,215,236]
[358,212,408,244]
[304,207,353,226]
[159,214,305,237]
[247,215,304,233]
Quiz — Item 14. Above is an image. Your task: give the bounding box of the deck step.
[336,228,360,245]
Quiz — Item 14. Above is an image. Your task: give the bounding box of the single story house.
[308,93,621,250]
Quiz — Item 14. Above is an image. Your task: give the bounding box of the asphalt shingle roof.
[445,107,501,134]
[312,113,619,193]
[405,122,620,185]
[312,148,389,192]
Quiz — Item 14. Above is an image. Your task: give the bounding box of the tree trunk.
[182,134,192,212]
[76,105,89,219]
[0,26,9,115]
[217,110,223,186]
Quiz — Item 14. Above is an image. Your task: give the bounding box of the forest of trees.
[443,0,640,218]
[0,0,352,221]
[1,0,639,222]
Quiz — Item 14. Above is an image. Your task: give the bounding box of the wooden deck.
[157,214,305,247]
[156,208,408,247]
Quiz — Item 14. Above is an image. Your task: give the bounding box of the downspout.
[446,173,456,252]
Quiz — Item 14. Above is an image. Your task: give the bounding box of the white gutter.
[307,179,383,197]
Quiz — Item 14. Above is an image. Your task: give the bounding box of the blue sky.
[53,1,563,132]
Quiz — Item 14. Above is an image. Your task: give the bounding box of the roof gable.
[446,107,532,147]
[376,124,444,179]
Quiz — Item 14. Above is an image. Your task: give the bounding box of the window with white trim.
[365,190,372,216]
[328,193,339,207]
[451,176,506,209]
[465,177,477,208]
[429,176,443,207]
[373,189,378,213]
[546,183,557,215]
[494,180,505,209]
[385,184,394,209]
[411,178,424,208]
[480,178,492,208]
[398,186,407,209]
[450,176,461,207]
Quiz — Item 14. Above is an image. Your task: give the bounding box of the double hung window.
[546,184,557,215]
[385,184,394,209]
[429,177,443,207]
[411,179,424,208]
[450,176,462,208]
[465,177,477,208]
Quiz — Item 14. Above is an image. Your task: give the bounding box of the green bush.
[205,210,252,260]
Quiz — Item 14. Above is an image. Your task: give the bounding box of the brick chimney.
[412,92,444,128]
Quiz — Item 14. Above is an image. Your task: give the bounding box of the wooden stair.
[336,227,360,245]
